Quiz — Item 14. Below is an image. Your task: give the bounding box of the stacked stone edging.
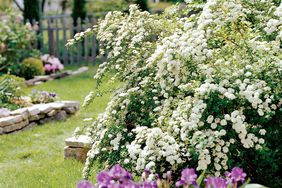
[25,67,89,86]
[0,101,80,135]
[64,135,91,162]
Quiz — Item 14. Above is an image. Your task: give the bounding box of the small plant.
[41,54,64,74]
[0,74,24,110]
[30,90,57,104]
[19,57,45,79]
[77,165,265,188]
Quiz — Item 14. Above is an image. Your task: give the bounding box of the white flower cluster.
[265,2,282,39]
[68,1,282,179]
[127,127,183,172]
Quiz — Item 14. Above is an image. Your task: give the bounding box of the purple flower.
[76,180,95,188]
[205,177,227,188]
[96,170,113,186]
[109,164,133,181]
[176,168,198,187]
[226,167,246,184]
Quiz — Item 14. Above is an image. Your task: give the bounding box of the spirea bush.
[68,1,282,187]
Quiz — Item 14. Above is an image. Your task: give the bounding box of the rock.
[63,107,77,114]
[71,67,89,76]
[64,146,90,162]
[0,108,11,118]
[65,135,92,149]
[49,102,64,109]
[0,127,3,134]
[36,104,53,114]
[2,119,29,133]
[62,101,80,109]
[0,115,24,127]
[10,108,29,120]
[34,81,43,85]
[34,75,51,81]
[53,110,68,121]
[27,106,40,116]
[29,114,45,121]
[47,109,58,117]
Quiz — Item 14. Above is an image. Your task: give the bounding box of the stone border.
[25,67,89,86]
[64,135,91,162]
[0,101,80,135]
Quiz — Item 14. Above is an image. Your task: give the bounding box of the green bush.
[0,9,40,75]
[19,57,44,79]
[69,1,282,187]
[0,74,24,110]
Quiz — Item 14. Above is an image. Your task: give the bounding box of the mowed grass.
[0,66,120,187]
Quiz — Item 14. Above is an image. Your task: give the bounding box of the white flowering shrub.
[68,1,282,187]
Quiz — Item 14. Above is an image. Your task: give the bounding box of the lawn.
[0,66,120,187]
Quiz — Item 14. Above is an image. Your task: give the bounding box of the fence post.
[91,17,96,65]
[47,18,55,55]
[77,18,82,65]
[55,17,60,59]
[84,17,89,65]
[70,17,74,65]
[62,16,68,65]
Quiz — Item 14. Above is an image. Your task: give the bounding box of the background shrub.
[19,57,44,79]
[0,9,39,75]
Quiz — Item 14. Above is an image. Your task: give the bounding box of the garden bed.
[0,101,80,135]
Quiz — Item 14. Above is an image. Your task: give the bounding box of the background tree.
[72,0,86,26]
[135,0,149,11]
[23,0,41,23]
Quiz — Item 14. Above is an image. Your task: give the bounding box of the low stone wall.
[64,135,91,162]
[0,101,80,135]
[25,67,89,86]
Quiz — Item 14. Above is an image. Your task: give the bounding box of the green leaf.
[196,170,206,186]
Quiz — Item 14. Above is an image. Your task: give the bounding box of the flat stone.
[64,146,90,162]
[27,106,40,116]
[63,107,77,114]
[34,81,43,85]
[10,108,29,120]
[2,119,29,133]
[35,104,53,114]
[30,114,45,121]
[47,109,58,117]
[61,101,80,109]
[0,108,11,118]
[49,102,64,109]
[34,75,51,81]
[65,135,92,148]
[71,67,89,76]
[0,115,24,127]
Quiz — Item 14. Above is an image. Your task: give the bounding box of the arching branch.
[12,0,24,11]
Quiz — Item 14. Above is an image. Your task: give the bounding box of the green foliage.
[0,74,24,110]
[19,57,44,79]
[86,0,128,15]
[0,10,39,75]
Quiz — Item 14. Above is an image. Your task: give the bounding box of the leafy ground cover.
[0,65,120,187]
